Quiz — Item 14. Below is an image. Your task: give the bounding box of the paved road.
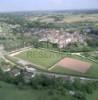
[37,71,98,81]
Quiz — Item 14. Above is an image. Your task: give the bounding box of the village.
[38,29,86,48]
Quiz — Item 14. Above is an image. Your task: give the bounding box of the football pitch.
[15,48,64,69]
[14,48,98,78]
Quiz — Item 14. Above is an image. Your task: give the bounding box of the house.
[23,71,36,83]
[9,67,21,77]
[0,65,11,72]
[69,91,75,95]
[0,61,11,72]
[0,44,4,50]
[22,65,36,83]
[38,29,85,49]
[82,28,92,33]
[25,65,36,73]
[17,60,30,66]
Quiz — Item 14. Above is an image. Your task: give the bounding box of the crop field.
[27,14,98,23]
[63,14,98,23]
[13,48,98,77]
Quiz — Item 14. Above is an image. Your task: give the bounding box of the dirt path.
[9,47,32,57]
[1,56,15,65]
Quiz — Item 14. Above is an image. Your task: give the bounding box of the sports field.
[15,48,64,69]
[13,48,98,77]
[50,63,98,77]
[54,58,91,73]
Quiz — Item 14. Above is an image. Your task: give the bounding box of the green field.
[51,64,98,78]
[51,55,98,77]
[0,81,71,100]
[14,48,98,78]
[0,81,98,100]
[15,48,63,69]
[51,66,82,75]
[86,89,98,100]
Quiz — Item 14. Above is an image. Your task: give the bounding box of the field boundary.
[5,54,98,80]
[5,47,98,78]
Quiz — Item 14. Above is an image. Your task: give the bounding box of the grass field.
[86,89,98,100]
[0,81,71,100]
[51,56,98,77]
[14,48,98,78]
[15,48,63,69]
[0,81,98,100]
[51,64,98,77]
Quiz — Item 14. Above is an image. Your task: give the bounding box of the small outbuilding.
[9,67,21,77]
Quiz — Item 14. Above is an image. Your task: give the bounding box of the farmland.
[63,14,98,23]
[27,13,98,23]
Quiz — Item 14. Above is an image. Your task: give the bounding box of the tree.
[73,91,86,100]
[73,79,82,90]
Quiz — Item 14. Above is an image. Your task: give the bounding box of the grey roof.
[10,67,21,76]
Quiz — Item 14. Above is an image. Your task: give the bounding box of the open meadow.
[0,81,70,100]
[0,80,97,100]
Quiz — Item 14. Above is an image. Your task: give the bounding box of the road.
[37,71,98,81]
